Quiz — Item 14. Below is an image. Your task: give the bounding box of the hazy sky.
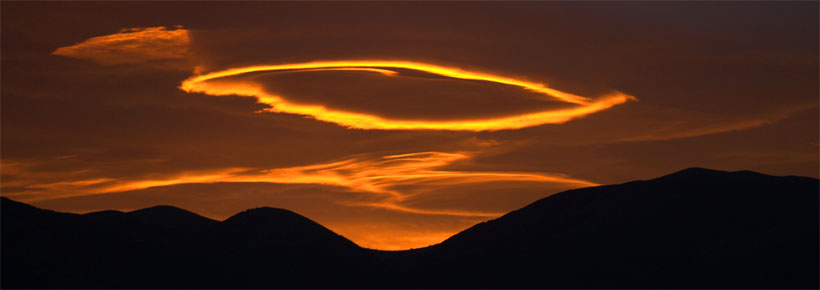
[2,2,817,250]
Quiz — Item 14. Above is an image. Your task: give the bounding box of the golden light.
[180,60,635,131]
[52,26,190,65]
[8,152,597,218]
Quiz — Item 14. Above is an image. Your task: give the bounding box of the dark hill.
[127,205,218,230]
[414,167,819,288]
[0,198,369,288]
[196,207,369,288]
[216,207,359,250]
[1,168,817,288]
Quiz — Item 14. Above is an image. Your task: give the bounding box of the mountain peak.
[215,206,360,251]
[130,205,187,213]
[223,207,305,223]
[673,166,722,174]
[653,167,776,184]
[660,167,730,179]
[127,205,217,230]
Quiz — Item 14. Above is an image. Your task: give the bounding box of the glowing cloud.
[180,60,635,131]
[6,152,597,218]
[3,152,598,250]
[615,104,819,143]
[52,26,190,65]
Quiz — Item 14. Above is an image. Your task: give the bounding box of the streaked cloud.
[11,152,595,249]
[27,181,498,250]
[616,104,818,143]
[52,26,190,65]
[5,151,596,218]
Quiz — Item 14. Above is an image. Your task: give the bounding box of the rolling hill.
[2,168,817,288]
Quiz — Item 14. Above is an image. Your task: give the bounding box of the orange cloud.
[180,60,635,131]
[52,26,190,65]
[5,152,597,218]
[616,104,818,143]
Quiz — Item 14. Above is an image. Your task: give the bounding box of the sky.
[1,2,817,250]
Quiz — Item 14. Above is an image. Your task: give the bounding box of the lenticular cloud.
[180,60,636,131]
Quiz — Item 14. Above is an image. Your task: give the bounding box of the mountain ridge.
[2,167,817,288]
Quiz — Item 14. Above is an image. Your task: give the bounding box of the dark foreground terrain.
[2,168,818,288]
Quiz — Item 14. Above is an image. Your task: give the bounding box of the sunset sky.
[2,2,817,250]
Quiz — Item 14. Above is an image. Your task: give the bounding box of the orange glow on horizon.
[347,230,456,251]
[4,151,599,249]
[180,60,635,131]
[8,152,597,218]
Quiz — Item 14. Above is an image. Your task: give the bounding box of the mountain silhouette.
[126,205,218,231]
[409,168,818,288]
[196,207,370,288]
[2,168,817,288]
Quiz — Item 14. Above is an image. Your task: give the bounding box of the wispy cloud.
[616,104,817,143]
[52,26,190,65]
[4,152,597,218]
